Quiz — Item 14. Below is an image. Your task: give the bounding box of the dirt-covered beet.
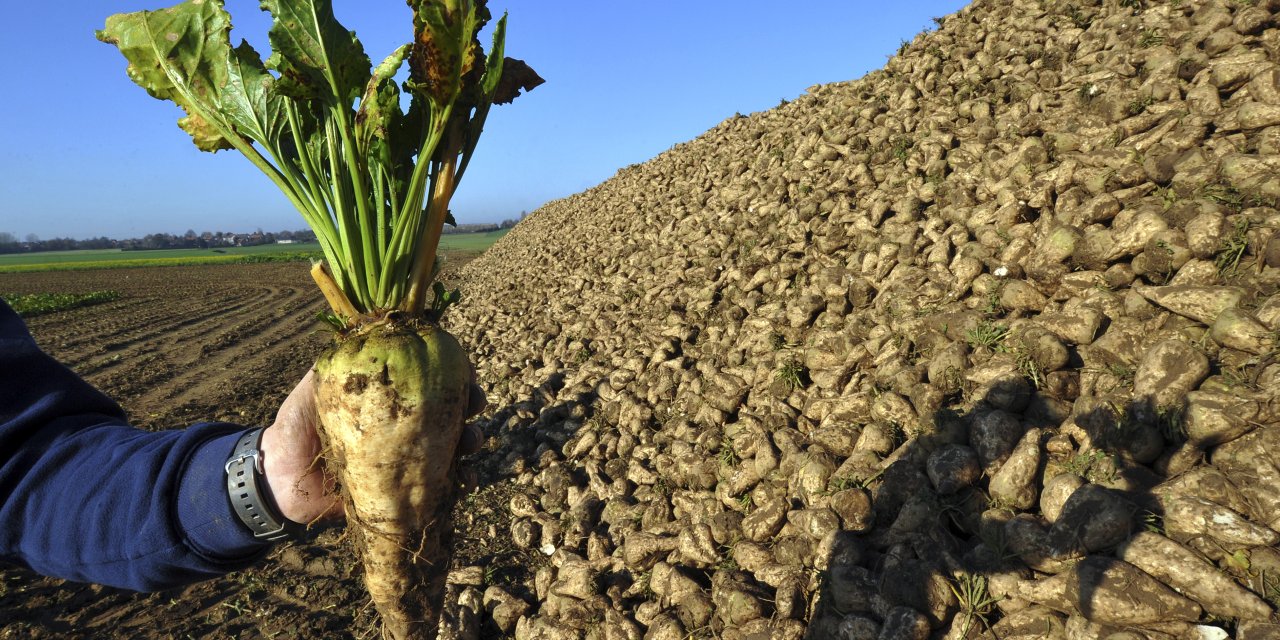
[314,320,472,640]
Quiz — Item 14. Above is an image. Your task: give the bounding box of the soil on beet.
[0,256,516,640]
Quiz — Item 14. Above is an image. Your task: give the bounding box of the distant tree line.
[0,232,118,253]
[1,213,528,255]
[441,215,523,235]
[0,229,318,254]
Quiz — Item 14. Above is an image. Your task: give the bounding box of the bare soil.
[0,256,503,640]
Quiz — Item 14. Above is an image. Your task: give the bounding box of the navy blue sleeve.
[0,300,271,591]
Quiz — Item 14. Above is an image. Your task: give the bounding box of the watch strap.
[225,428,305,541]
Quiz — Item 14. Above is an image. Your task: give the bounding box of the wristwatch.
[225,428,306,541]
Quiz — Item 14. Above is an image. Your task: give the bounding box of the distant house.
[277,239,296,244]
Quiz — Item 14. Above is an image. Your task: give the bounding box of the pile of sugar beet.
[433,0,1280,638]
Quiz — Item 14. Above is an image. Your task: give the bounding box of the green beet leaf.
[96,2,237,152]
[100,0,540,320]
[260,0,371,104]
[223,41,290,151]
[356,45,411,157]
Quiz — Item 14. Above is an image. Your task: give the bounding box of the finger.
[276,370,320,436]
[289,369,317,401]
[316,483,346,524]
[457,423,483,456]
[465,382,488,418]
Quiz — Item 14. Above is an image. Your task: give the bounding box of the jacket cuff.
[176,429,272,562]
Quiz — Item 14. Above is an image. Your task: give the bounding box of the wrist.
[225,428,305,541]
[176,429,272,561]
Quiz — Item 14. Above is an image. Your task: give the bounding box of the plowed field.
[0,258,483,639]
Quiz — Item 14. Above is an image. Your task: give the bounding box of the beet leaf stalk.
[98,2,540,638]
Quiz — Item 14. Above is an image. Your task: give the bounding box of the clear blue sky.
[0,1,968,240]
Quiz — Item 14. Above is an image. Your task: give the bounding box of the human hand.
[260,369,488,526]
